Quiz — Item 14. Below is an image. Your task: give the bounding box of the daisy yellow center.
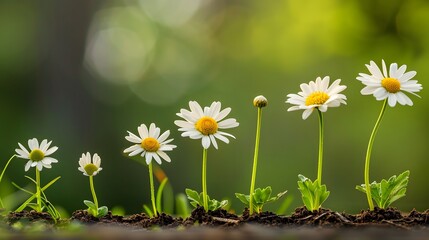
[381,78,401,93]
[195,117,218,135]
[305,91,330,106]
[29,149,45,162]
[84,163,98,176]
[141,137,160,152]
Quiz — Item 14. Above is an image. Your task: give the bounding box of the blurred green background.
[1,0,428,216]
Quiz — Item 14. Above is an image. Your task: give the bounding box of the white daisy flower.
[124,123,177,165]
[286,76,347,120]
[15,138,59,171]
[174,101,239,149]
[356,60,422,107]
[78,152,103,176]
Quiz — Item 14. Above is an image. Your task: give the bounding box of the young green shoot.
[124,123,176,217]
[356,60,422,210]
[286,77,347,211]
[175,101,239,212]
[235,186,287,213]
[78,152,108,218]
[0,155,16,209]
[15,138,59,212]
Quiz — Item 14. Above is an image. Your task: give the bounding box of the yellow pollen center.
[141,137,160,152]
[381,78,401,93]
[305,91,330,106]
[29,149,45,162]
[195,117,218,135]
[84,163,98,176]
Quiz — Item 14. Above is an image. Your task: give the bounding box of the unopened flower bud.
[253,95,268,108]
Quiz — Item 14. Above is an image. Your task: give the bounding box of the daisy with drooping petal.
[78,152,103,176]
[174,101,239,149]
[15,138,59,212]
[15,138,59,172]
[78,152,108,217]
[286,77,346,211]
[124,123,176,217]
[356,60,422,211]
[286,76,347,120]
[175,101,239,212]
[357,60,422,107]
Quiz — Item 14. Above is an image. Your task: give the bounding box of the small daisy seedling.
[355,60,422,210]
[175,101,239,212]
[78,152,108,218]
[14,138,60,213]
[235,96,287,214]
[124,123,176,217]
[286,77,347,211]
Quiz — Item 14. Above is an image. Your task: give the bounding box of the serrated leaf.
[297,175,329,211]
[185,188,202,206]
[235,193,249,205]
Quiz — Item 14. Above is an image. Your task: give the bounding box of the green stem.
[0,155,16,208]
[316,109,324,184]
[89,176,99,210]
[149,162,158,217]
[202,148,208,211]
[35,168,41,212]
[364,99,388,211]
[249,107,262,214]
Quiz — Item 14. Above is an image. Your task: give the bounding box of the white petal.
[148,123,156,137]
[157,151,171,162]
[15,149,29,159]
[138,124,149,139]
[217,131,236,139]
[126,131,142,143]
[214,107,231,122]
[44,157,58,163]
[210,102,221,119]
[152,153,162,165]
[145,153,153,165]
[44,146,58,156]
[382,60,388,78]
[39,139,48,152]
[93,154,101,167]
[302,108,313,120]
[28,138,38,150]
[202,136,211,149]
[174,120,194,129]
[388,94,397,107]
[218,118,239,129]
[124,144,140,153]
[209,135,218,150]
[399,71,416,83]
[189,101,204,118]
[25,161,32,171]
[158,130,171,143]
[128,148,144,156]
[37,162,43,171]
[214,133,230,144]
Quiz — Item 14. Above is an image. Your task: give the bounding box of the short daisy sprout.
[175,101,239,212]
[286,76,347,211]
[124,123,176,217]
[78,152,108,218]
[235,96,287,214]
[14,138,61,217]
[355,60,422,210]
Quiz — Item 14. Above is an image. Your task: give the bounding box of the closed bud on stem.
[253,95,268,108]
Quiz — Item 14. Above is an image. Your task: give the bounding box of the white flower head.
[78,152,102,176]
[286,76,347,120]
[174,101,239,149]
[15,138,59,171]
[124,123,177,165]
[356,60,422,107]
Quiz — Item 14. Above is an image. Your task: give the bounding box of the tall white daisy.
[78,152,103,176]
[286,76,347,120]
[124,123,176,165]
[174,101,239,149]
[15,138,59,171]
[356,60,422,107]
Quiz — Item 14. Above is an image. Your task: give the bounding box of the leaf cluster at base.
[235,186,287,213]
[185,188,228,211]
[297,174,330,212]
[356,170,409,209]
[83,200,108,218]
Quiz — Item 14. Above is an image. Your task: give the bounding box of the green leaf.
[83,200,96,210]
[235,193,250,205]
[185,188,202,208]
[235,187,287,213]
[175,193,191,218]
[156,178,169,213]
[143,204,154,218]
[356,170,410,209]
[97,206,108,218]
[297,174,329,211]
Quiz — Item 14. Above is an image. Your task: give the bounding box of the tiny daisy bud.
[253,95,268,108]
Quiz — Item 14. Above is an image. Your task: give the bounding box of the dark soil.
[5,207,429,231]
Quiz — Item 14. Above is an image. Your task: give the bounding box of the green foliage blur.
[1,0,429,216]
